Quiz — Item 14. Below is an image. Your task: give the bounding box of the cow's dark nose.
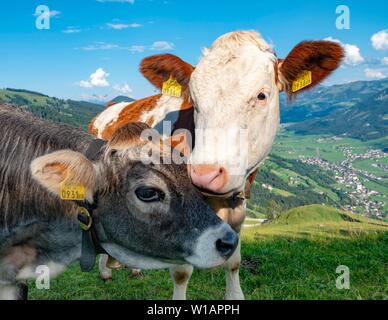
[215,231,239,258]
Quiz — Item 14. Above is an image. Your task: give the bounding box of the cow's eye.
[257,92,269,101]
[135,187,165,203]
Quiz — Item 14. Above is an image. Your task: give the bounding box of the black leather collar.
[77,139,107,272]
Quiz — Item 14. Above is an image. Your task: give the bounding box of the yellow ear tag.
[292,70,312,93]
[60,179,86,201]
[162,76,182,98]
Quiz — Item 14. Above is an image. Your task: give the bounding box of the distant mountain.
[108,95,135,104]
[282,78,388,141]
[0,88,104,130]
[85,99,106,106]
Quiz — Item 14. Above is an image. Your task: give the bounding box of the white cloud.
[371,30,388,50]
[150,41,175,51]
[382,57,388,65]
[79,68,110,88]
[63,26,81,34]
[325,37,364,66]
[81,41,174,53]
[129,45,146,53]
[82,42,119,51]
[97,0,135,3]
[113,83,133,95]
[107,23,143,29]
[364,68,386,79]
[343,44,365,65]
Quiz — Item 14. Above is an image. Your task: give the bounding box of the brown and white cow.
[89,30,344,300]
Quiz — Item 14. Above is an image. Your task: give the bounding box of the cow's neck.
[142,95,186,127]
[172,106,195,145]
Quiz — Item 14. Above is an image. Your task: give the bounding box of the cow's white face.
[189,33,280,195]
[139,30,344,197]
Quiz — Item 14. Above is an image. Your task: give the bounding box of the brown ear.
[278,41,344,97]
[140,54,194,97]
[30,150,97,203]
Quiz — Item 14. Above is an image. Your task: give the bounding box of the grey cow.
[0,104,238,300]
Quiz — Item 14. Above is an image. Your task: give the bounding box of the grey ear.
[30,150,97,203]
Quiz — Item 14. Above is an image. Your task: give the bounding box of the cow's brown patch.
[231,261,240,273]
[100,95,162,140]
[107,257,122,270]
[180,100,193,111]
[173,271,191,285]
[205,197,246,231]
[88,116,99,137]
[244,170,258,199]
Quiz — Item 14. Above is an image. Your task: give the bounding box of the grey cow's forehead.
[124,160,188,190]
[150,163,188,187]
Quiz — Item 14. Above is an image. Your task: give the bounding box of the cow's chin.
[203,170,257,198]
[199,188,237,198]
[100,243,181,270]
[198,180,246,198]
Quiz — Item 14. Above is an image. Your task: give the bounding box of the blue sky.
[0,0,387,101]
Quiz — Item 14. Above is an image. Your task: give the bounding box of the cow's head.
[141,31,344,196]
[31,123,238,269]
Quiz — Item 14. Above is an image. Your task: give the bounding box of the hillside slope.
[247,156,351,217]
[282,78,388,141]
[269,205,387,228]
[0,88,104,130]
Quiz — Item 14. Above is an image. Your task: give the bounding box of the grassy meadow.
[28,205,388,300]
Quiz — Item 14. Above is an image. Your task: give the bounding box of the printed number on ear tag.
[162,76,182,98]
[60,182,86,201]
[292,70,312,93]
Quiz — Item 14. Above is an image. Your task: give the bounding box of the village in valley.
[267,132,388,220]
[299,143,387,218]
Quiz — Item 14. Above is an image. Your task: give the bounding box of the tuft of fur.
[107,122,151,150]
[210,30,274,54]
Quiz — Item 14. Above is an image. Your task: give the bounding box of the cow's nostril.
[190,164,228,192]
[215,231,238,258]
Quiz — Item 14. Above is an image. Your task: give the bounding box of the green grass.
[266,160,340,204]
[28,205,388,300]
[246,208,266,219]
[273,130,386,163]
[273,131,348,162]
[363,180,388,198]
[271,188,294,197]
[353,158,388,180]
